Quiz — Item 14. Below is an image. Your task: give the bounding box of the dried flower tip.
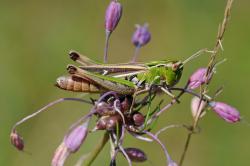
[105,0,122,32]
[124,147,147,162]
[209,102,240,123]
[191,97,206,119]
[64,120,89,153]
[10,130,24,151]
[51,143,70,166]
[132,112,145,126]
[188,68,212,89]
[132,24,151,47]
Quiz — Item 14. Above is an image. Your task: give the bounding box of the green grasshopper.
[56,50,184,99]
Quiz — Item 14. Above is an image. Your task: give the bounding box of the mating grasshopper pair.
[55,51,184,112]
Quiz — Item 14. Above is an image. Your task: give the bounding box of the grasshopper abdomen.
[55,75,106,93]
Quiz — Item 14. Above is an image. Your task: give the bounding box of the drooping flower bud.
[105,0,122,32]
[51,143,70,166]
[191,97,206,119]
[132,112,145,126]
[64,119,89,153]
[132,24,151,47]
[209,102,240,123]
[187,68,212,89]
[124,147,147,162]
[10,130,24,151]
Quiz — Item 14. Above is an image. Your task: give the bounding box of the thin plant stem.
[179,1,234,165]
[179,132,192,166]
[12,98,92,130]
[131,46,141,63]
[104,31,111,63]
[144,131,174,165]
[83,132,109,166]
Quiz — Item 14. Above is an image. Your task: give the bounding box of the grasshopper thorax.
[163,60,183,86]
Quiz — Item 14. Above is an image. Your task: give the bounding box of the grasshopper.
[56,51,184,99]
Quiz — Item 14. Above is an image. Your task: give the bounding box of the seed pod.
[132,112,145,126]
[124,147,147,162]
[120,97,132,112]
[95,102,116,116]
[10,130,24,151]
[95,115,122,131]
[209,102,240,123]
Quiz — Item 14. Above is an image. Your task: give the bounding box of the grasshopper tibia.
[67,65,77,74]
[69,51,80,61]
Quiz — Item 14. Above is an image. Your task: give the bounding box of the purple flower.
[188,68,212,89]
[132,24,151,47]
[10,130,24,151]
[64,120,89,153]
[105,0,122,32]
[124,147,147,162]
[51,143,70,166]
[191,97,206,119]
[210,102,240,123]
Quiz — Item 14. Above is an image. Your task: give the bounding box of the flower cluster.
[11,1,240,166]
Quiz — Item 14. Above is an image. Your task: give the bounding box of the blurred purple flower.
[191,96,206,119]
[132,24,151,47]
[210,102,240,123]
[105,0,122,32]
[64,120,89,153]
[187,68,212,89]
[51,143,70,166]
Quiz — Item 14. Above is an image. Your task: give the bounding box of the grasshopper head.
[164,61,183,86]
[55,76,68,89]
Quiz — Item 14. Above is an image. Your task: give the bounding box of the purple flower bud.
[188,68,212,89]
[105,0,122,32]
[132,24,151,47]
[124,147,147,162]
[51,143,70,166]
[191,97,206,119]
[210,102,240,123]
[64,120,89,153]
[10,130,24,151]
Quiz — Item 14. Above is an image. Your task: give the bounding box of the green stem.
[83,132,109,166]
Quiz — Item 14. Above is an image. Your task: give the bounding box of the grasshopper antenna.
[181,48,213,67]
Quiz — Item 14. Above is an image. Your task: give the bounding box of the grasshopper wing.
[67,65,136,95]
[69,50,147,74]
[69,50,101,66]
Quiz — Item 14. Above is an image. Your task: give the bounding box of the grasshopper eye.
[172,61,182,71]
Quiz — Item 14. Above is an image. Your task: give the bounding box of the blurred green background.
[1,0,249,165]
